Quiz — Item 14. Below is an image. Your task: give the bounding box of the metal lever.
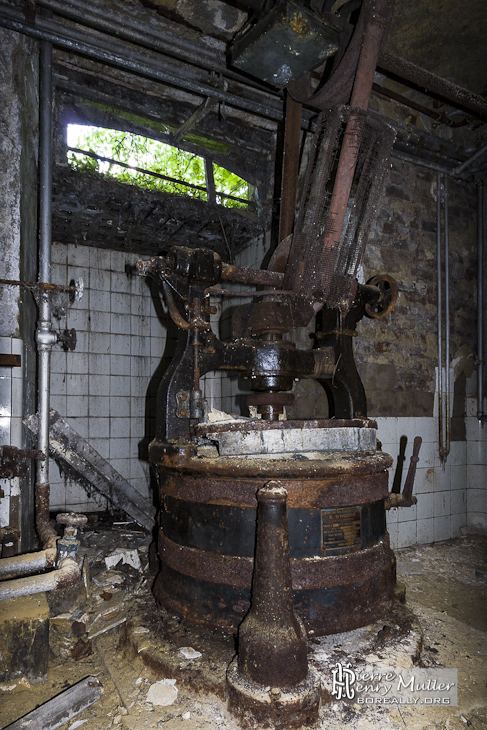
[385,435,422,509]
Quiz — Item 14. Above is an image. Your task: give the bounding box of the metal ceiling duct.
[230,0,344,87]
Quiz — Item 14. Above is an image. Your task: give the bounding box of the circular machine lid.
[195,418,377,457]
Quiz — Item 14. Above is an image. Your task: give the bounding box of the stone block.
[0,593,49,683]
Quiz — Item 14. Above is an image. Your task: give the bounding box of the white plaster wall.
[0,337,23,529]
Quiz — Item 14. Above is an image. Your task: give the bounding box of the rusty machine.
[138,0,403,722]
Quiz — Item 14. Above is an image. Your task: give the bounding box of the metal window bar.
[67,146,254,208]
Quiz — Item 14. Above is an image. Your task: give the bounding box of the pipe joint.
[36,321,57,349]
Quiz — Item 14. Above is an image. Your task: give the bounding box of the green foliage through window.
[67,125,252,210]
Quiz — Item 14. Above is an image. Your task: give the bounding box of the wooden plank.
[0,354,21,367]
[3,675,102,729]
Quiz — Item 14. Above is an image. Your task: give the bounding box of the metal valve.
[55,512,87,566]
[364,274,398,319]
[57,328,77,351]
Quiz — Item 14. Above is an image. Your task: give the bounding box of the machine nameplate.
[321,506,362,556]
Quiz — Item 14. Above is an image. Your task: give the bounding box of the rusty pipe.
[0,557,80,602]
[162,281,190,330]
[221,263,284,288]
[378,50,487,122]
[0,547,57,581]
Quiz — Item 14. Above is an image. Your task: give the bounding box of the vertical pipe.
[478,181,485,423]
[437,172,444,456]
[443,175,450,457]
[36,39,57,547]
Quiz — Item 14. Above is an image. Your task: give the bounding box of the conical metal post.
[238,482,308,687]
[227,481,320,727]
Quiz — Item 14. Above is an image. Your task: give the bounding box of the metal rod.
[443,174,450,458]
[221,263,284,288]
[477,181,485,423]
[162,281,190,330]
[68,147,253,207]
[40,0,227,75]
[69,146,208,192]
[0,5,284,122]
[0,277,77,293]
[278,93,302,243]
[378,49,487,121]
[454,141,487,176]
[391,149,458,176]
[371,82,467,127]
[173,97,218,144]
[36,39,57,549]
[205,157,217,205]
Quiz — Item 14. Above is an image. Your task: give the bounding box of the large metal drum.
[153,419,396,636]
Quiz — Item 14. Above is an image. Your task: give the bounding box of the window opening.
[67,124,253,210]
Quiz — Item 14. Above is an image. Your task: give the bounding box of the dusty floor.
[0,525,486,730]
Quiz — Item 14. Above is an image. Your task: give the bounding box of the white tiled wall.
[49,243,168,512]
[0,337,24,528]
[379,410,487,548]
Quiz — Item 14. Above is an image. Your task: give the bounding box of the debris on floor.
[146,679,178,706]
[0,528,485,730]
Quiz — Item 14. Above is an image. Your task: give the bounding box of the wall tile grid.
[49,243,168,512]
[0,337,23,528]
[378,411,487,549]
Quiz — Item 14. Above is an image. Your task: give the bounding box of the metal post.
[443,175,451,458]
[437,172,444,457]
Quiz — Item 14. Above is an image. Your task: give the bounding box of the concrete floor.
[0,529,486,730]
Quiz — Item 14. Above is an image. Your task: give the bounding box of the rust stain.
[289,11,311,37]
